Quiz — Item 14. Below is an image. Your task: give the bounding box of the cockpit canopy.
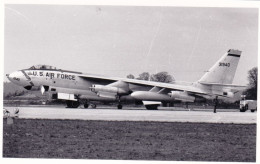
[29,65,57,70]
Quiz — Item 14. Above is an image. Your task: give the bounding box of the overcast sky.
[4,4,258,85]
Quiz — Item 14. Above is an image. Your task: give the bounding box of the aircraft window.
[29,65,57,70]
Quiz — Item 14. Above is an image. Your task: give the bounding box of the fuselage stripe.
[21,70,34,86]
[227,54,240,57]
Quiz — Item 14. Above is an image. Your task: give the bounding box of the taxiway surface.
[4,106,257,124]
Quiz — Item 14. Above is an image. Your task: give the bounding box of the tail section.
[198,49,242,84]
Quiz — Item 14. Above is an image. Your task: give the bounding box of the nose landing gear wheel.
[117,104,122,109]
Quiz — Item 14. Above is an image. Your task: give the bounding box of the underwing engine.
[90,81,130,99]
[223,91,234,98]
[169,91,195,102]
[90,85,128,95]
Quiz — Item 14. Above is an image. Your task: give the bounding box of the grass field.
[3,118,256,162]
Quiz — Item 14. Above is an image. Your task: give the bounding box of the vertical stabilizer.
[198,49,242,84]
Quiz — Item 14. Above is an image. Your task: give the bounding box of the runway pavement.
[4,106,257,124]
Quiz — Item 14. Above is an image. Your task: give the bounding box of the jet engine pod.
[223,91,234,98]
[131,91,173,101]
[169,91,195,102]
[90,84,128,94]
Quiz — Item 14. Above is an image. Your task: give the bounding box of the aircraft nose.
[7,71,30,86]
[8,71,23,80]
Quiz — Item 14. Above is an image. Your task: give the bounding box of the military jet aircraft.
[7,49,245,110]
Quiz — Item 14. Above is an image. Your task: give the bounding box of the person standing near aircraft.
[213,97,219,113]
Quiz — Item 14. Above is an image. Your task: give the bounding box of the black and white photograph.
[2,0,258,163]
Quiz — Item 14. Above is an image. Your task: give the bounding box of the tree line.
[243,67,257,100]
[127,71,174,83]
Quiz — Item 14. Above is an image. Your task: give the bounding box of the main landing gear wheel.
[117,96,122,109]
[117,104,123,109]
[145,105,159,110]
[66,100,80,108]
[83,103,96,109]
[84,104,89,108]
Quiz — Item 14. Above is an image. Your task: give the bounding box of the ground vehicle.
[240,95,257,112]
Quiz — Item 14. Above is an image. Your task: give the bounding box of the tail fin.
[198,49,242,84]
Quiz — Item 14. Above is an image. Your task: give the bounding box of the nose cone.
[7,71,30,87]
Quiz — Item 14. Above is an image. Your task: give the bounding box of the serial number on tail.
[219,62,230,67]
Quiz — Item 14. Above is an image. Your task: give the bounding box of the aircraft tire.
[84,104,89,108]
[240,108,246,112]
[66,100,80,108]
[145,105,159,110]
[117,104,122,109]
[251,109,255,113]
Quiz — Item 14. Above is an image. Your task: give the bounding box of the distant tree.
[4,93,11,99]
[150,71,174,83]
[126,74,135,79]
[4,81,27,97]
[243,67,257,100]
[137,72,150,81]
[248,67,257,88]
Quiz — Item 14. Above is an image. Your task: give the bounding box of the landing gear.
[145,104,159,110]
[185,102,189,109]
[117,96,123,109]
[117,104,122,109]
[66,100,80,108]
[84,103,89,108]
[83,103,96,109]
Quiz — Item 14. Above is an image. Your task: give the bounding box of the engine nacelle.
[169,91,195,102]
[194,97,207,103]
[90,85,128,95]
[223,92,234,98]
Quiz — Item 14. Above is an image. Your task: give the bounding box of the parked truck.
[240,95,257,112]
